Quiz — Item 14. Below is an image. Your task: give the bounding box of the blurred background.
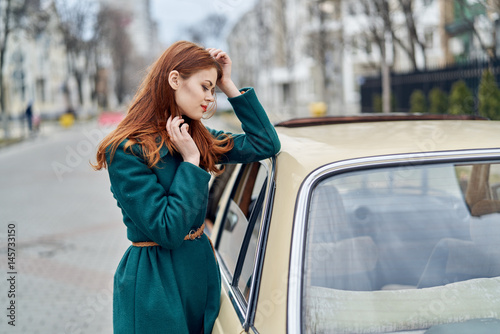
[1,0,500,333]
[2,0,500,137]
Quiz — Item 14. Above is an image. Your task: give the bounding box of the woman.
[93,41,280,333]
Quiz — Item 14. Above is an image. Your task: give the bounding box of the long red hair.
[92,41,233,174]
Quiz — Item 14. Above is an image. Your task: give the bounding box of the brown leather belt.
[132,223,205,247]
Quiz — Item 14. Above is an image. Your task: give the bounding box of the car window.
[217,162,268,295]
[236,185,265,301]
[303,161,500,333]
[205,164,237,236]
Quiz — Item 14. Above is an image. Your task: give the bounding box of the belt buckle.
[188,229,200,240]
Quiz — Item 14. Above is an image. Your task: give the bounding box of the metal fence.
[360,58,500,113]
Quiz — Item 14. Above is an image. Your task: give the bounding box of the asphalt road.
[0,116,236,333]
[0,122,129,333]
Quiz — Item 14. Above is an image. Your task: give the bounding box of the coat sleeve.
[208,87,281,164]
[107,142,211,249]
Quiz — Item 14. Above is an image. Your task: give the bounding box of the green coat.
[107,88,281,334]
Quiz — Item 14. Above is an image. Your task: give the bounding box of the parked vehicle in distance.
[208,114,500,334]
[97,111,125,127]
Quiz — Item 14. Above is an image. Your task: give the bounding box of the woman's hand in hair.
[206,48,240,98]
[166,116,200,166]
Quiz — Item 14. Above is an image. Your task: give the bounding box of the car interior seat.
[417,214,500,289]
[307,185,379,291]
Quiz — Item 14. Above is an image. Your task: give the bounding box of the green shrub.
[478,69,500,120]
[373,94,382,113]
[449,80,474,115]
[409,90,427,114]
[372,93,397,113]
[428,87,448,114]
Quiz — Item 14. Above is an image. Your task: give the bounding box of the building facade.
[99,0,160,61]
[227,0,496,120]
[1,0,160,129]
[3,2,88,121]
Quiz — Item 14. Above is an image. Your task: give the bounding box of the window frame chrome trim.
[244,157,276,331]
[287,148,500,334]
[215,158,277,330]
[215,164,244,251]
[219,253,246,324]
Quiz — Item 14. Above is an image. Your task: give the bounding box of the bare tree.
[186,14,228,46]
[256,0,274,85]
[346,0,431,73]
[253,0,301,117]
[56,0,98,114]
[85,11,104,109]
[305,0,345,113]
[360,0,393,113]
[227,9,259,91]
[0,0,17,136]
[396,0,427,70]
[84,3,117,110]
[277,0,300,116]
[0,0,47,138]
[308,1,330,103]
[96,5,135,105]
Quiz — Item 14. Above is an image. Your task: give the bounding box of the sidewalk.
[1,112,241,148]
[0,114,241,333]
[0,122,126,333]
[0,118,92,149]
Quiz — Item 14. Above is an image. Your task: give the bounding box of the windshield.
[303,161,500,333]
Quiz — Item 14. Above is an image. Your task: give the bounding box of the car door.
[210,160,275,333]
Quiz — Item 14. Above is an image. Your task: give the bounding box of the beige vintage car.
[207,115,500,334]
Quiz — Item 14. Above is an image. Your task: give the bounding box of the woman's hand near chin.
[206,48,241,98]
[166,116,200,166]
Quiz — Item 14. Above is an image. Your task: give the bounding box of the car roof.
[275,117,500,179]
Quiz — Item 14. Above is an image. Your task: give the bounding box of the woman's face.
[173,68,217,120]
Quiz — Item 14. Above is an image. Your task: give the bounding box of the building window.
[348,3,357,16]
[424,28,434,48]
[364,38,372,55]
[36,78,46,103]
[319,1,337,20]
[351,37,358,54]
[283,83,291,104]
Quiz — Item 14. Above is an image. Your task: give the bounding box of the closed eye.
[202,85,209,91]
